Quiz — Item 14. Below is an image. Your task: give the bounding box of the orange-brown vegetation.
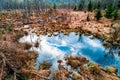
[0,9,120,80]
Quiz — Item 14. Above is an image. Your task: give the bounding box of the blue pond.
[19,32,120,75]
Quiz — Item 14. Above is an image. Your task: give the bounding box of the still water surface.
[19,32,120,75]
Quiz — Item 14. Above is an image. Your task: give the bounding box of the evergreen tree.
[77,0,84,10]
[97,1,101,9]
[88,0,93,11]
[52,3,56,10]
[74,5,77,11]
[105,0,114,18]
[95,9,102,20]
[93,1,99,10]
[77,3,82,10]
[112,7,119,20]
[118,0,120,9]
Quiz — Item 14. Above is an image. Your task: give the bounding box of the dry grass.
[0,29,38,79]
[0,9,120,80]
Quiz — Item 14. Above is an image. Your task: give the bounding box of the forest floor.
[0,9,120,80]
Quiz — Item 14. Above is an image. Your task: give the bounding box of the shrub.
[87,14,90,21]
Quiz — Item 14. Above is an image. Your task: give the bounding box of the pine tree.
[74,5,77,11]
[97,1,101,9]
[95,9,102,20]
[112,7,119,20]
[93,1,100,10]
[118,0,120,9]
[52,3,56,10]
[77,3,82,10]
[88,0,93,11]
[105,0,114,18]
[77,0,84,10]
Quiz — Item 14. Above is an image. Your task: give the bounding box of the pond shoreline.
[19,31,120,80]
[0,9,120,80]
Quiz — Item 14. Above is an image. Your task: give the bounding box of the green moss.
[39,61,52,70]
[7,25,13,31]
[87,62,101,75]
[9,75,14,80]
[0,28,5,34]
[87,62,98,68]
[105,66,117,74]
[4,75,14,80]
[23,76,29,80]
[72,73,82,80]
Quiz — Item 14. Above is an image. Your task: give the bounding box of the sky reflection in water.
[19,32,120,75]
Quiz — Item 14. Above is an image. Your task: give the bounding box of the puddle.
[19,32,120,76]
